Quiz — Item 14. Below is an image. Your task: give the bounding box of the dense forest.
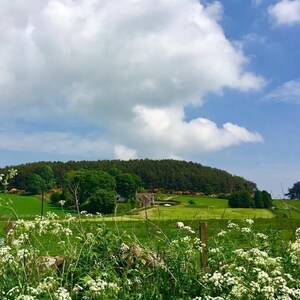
[1,159,256,194]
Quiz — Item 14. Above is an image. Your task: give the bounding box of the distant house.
[136,193,154,207]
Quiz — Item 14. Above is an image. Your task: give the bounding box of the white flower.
[15,296,36,300]
[59,200,66,206]
[244,219,254,225]
[54,287,71,300]
[256,233,268,240]
[227,221,239,230]
[120,243,130,253]
[241,227,251,233]
[217,230,226,237]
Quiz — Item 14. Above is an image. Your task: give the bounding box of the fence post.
[199,222,208,270]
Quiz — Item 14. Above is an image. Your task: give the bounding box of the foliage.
[228,190,252,208]
[115,172,142,201]
[65,169,116,203]
[27,173,44,194]
[82,188,116,214]
[254,190,273,208]
[0,213,299,299]
[50,191,65,204]
[27,165,56,194]
[286,182,300,200]
[254,190,264,208]
[1,159,257,194]
[188,199,196,205]
[261,190,273,208]
[37,165,56,190]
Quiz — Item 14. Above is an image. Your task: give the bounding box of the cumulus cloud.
[264,78,300,103]
[0,0,264,159]
[268,0,300,26]
[126,105,263,157]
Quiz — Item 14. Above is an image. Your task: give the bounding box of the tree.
[261,190,272,208]
[82,188,116,214]
[27,165,56,216]
[65,169,116,204]
[254,190,264,208]
[286,182,300,200]
[228,190,252,208]
[115,173,142,201]
[27,174,44,194]
[37,165,56,190]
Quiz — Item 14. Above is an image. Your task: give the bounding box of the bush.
[228,190,252,208]
[188,199,196,205]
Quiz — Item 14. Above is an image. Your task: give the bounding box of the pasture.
[1,193,300,244]
[0,193,67,218]
[0,193,300,298]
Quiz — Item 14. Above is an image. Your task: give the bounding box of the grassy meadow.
[1,192,299,244]
[0,193,68,218]
[1,192,300,298]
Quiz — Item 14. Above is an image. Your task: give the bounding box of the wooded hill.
[1,159,256,194]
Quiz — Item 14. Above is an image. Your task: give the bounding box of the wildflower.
[244,219,254,225]
[182,236,191,243]
[230,284,248,298]
[54,287,71,300]
[17,249,30,260]
[58,200,66,206]
[217,230,226,237]
[241,227,251,233]
[86,277,119,295]
[209,271,224,288]
[120,243,130,253]
[227,221,239,230]
[256,233,268,240]
[73,284,83,294]
[15,296,36,300]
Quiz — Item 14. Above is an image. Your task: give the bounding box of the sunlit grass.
[0,193,67,218]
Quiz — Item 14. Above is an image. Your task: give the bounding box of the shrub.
[188,199,196,205]
[228,190,252,208]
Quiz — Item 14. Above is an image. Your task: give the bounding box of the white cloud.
[128,105,263,156]
[264,78,300,103]
[114,145,137,160]
[0,131,111,157]
[0,0,264,159]
[268,0,300,26]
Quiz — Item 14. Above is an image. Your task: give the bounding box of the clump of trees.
[285,182,300,200]
[228,190,272,208]
[59,168,142,214]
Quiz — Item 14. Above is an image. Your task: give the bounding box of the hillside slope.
[1,159,256,194]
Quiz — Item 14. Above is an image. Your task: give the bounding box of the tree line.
[1,159,257,194]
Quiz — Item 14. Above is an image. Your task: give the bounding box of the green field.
[1,193,299,299]
[1,193,300,243]
[0,193,66,218]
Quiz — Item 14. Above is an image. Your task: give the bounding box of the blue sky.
[0,0,299,197]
